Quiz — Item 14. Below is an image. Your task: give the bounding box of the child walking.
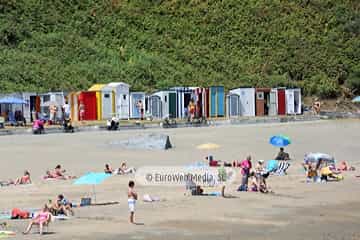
[128,180,138,224]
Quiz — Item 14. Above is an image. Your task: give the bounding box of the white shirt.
[63,104,70,114]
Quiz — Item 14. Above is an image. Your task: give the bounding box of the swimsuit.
[34,212,49,224]
[128,198,136,212]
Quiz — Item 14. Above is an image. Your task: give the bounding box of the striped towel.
[276,161,290,175]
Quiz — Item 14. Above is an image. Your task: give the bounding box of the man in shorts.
[128,181,138,224]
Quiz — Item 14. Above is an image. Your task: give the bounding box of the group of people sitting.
[104,162,136,175]
[43,165,76,180]
[22,194,73,235]
[206,147,291,171]
[302,159,353,183]
[238,156,272,193]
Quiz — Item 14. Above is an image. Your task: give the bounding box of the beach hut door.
[169,92,177,118]
[150,95,162,119]
[293,89,301,114]
[228,94,240,117]
[131,93,144,119]
[102,92,112,119]
[119,94,129,119]
[269,89,278,116]
[286,90,295,114]
[239,89,252,116]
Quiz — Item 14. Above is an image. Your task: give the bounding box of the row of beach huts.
[0,82,302,123]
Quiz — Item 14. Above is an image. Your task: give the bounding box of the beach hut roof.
[88,84,106,91]
[0,96,26,104]
[107,82,130,88]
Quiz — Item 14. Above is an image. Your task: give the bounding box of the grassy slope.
[0,0,359,96]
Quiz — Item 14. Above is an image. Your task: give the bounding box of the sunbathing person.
[104,164,114,174]
[337,161,355,171]
[53,165,76,179]
[43,165,76,180]
[23,205,52,235]
[117,162,136,175]
[43,170,58,180]
[205,155,219,167]
[320,165,344,182]
[15,170,32,185]
[54,165,66,178]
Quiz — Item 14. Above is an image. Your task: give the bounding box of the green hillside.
[0,0,359,97]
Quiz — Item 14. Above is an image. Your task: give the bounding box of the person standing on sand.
[128,180,137,224]
[62,101,70,120]
[136,100,144,120]
[239,156,252,191]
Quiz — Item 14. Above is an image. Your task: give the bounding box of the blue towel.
[266,160,278,172]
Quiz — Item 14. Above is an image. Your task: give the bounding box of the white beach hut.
[103,82,130,119]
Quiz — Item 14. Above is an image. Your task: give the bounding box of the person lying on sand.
[337,161,355,171]
[43,165,76,180]
[43,170,58,180]
[48,194,74,216]
[206,155,220,167]
[23,205,52,235]
[0,171,31,186]
[117,162,136,175]
[104,164,114,174]
[15,170,32,185]
[319,165,344,182]
[53,165,76,179]
[190,185,227,197]
[54,165,66,178]
[205,155,232,167]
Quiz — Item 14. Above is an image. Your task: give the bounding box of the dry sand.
[0,119,360,239]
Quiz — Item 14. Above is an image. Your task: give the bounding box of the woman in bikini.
[15,170,31,185]
[118,162,136,175]
[104,164,114,174]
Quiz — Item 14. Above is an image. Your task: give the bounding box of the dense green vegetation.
[0,0,359,97]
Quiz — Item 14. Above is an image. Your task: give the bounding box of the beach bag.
[80,197,92,206]
[11,208,30,219]
[237,184,247,192]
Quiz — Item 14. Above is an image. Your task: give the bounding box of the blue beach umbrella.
[74,172,111,203]
[269,135,291,147]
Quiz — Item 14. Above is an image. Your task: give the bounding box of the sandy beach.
[1,119,360,240]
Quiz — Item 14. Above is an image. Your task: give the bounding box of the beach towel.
[143,194,160,202]
[266,160,278,173]
[0,215,10,220]
[0,231,16,238]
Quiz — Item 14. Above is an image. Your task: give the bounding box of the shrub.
[304,73,339,98]
[346,66,360,94]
